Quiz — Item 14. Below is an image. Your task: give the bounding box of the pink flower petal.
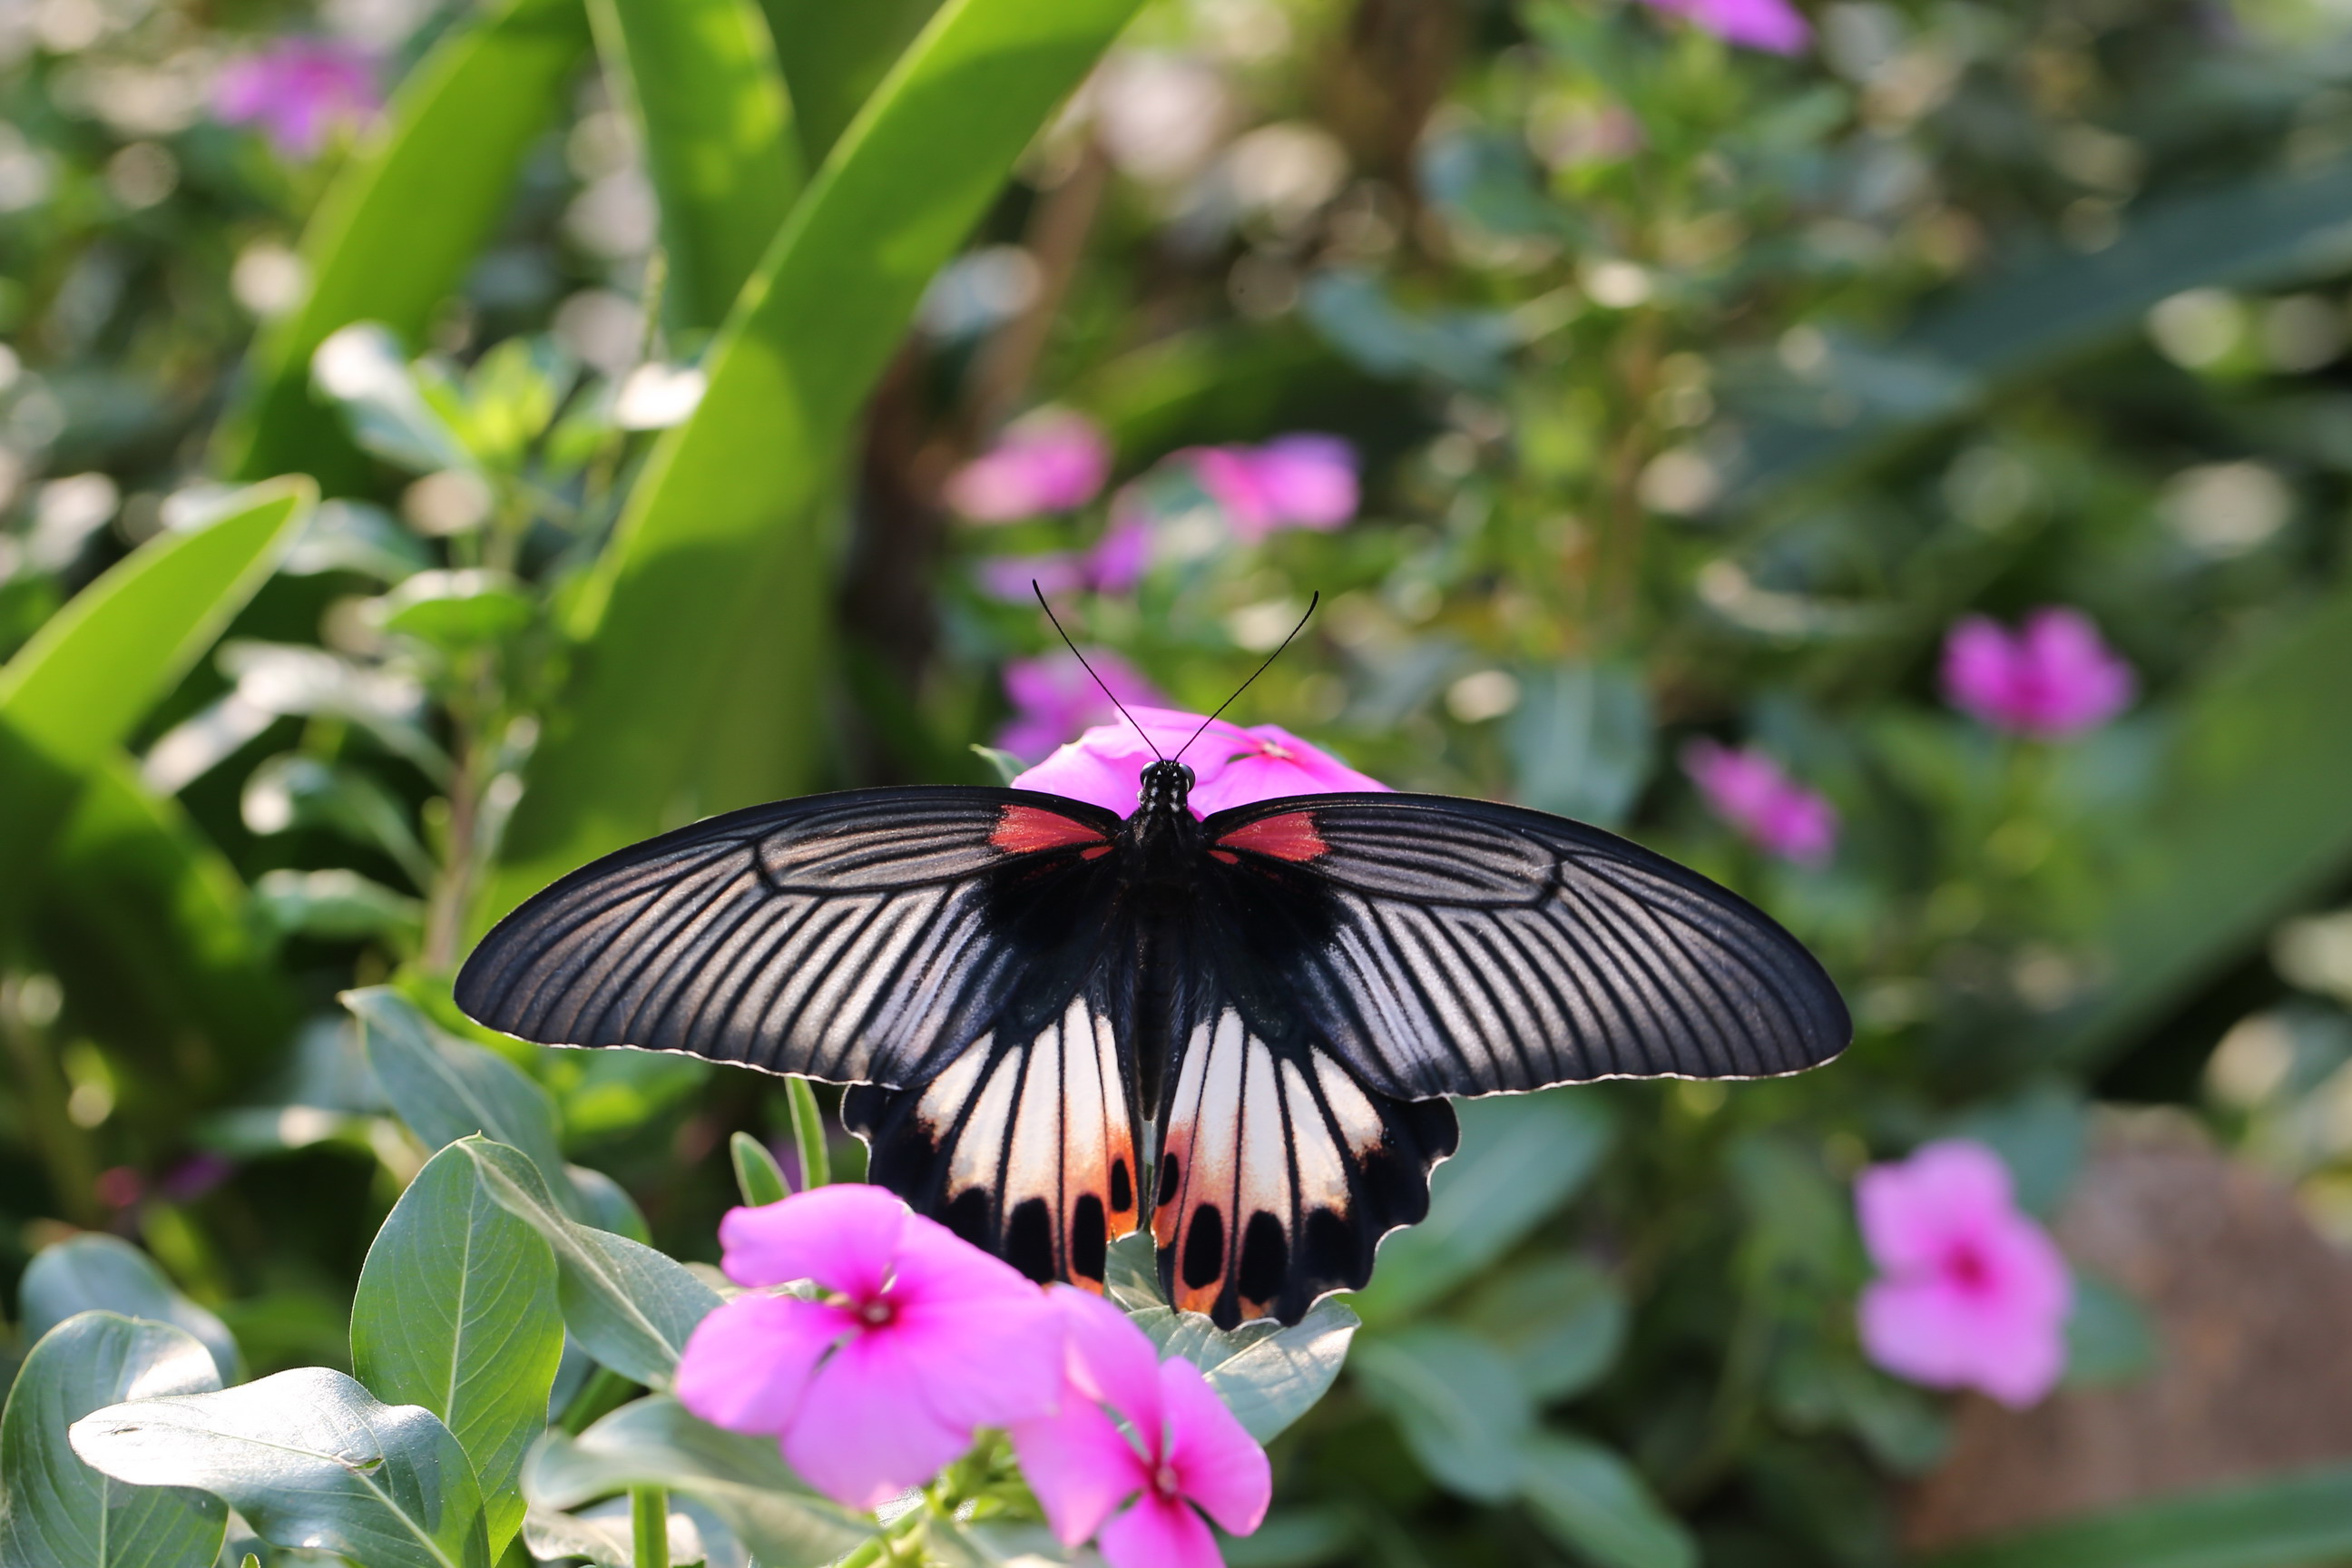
[717,1183,907,1294]
[1099,1492,1227,1568]
[996,653,1168,766]
[1157,1356,1270,1535]
[1048,1287,1169,1440]
[780,1328,978,1509]
[1248,436,1358,529]
[1010,1398,1150,1547]
[1013,708,1388,818]
[1856,1140,2015,1272]
[946,410,1112,521]
[1681,740,1838,867]
[674,1293,849,1436]
[1940,608,2134,739]
[884,1217,1065,1431]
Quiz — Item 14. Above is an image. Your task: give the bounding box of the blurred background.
[5,0,2352,1561]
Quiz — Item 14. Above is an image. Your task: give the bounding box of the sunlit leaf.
[19,1236,240,1387]
[0,1312,227,1568]
[1128,1298,1359,1444]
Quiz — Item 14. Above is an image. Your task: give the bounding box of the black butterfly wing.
[1196,792,1852,1100]
[455,787,1128,1091]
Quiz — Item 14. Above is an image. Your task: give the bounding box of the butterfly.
[455,740,1850,1328]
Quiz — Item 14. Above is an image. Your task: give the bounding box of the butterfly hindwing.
[1198,792,1852,1100]
[1152,995,1458,1328]
[845,987,1146,1289]
[455,787,1124,1089]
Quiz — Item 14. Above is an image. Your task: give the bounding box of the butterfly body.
[457,769,1848,1328]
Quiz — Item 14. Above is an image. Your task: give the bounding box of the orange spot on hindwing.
[1214,810,1328,863]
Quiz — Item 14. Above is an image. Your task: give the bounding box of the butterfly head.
[1137,760,1195,815]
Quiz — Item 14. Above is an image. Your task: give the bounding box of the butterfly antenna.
[1172,592,1319,765]
[1033,581,1164,762]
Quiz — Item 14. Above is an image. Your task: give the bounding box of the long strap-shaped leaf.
[483,0,1147,924]
[588,0,803,331]
[758,0,943,164]
[214,0,592,485]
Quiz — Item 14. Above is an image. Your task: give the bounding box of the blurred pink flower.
[1941,608,2136,740]
[946,409,1114,521]
[999,650,1168,765]
[976,509,1154,603]
[1856,1140,2072,1408]
[1183,436,1358,541]
[1013,705,1387,818]
[675,1184,1063,1509]
[1639,0,1812,53]
[213,39,381,160]
[1681,739,1838,867]
[1012,1288,1270,1568]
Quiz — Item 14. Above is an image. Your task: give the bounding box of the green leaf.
[1726,156,2352,507]
[20,1236,241,1387]
[1920,1461,2352,1568]
[1508,663,1655,830]
[344,985,582,1218]
[353,1142,566,1557]
[523,1395,869,1567]
[215,0,593,483]
[1516,1433,1696,1568]
[0,480,309,922]
[520,1497,710,1567]
[34,759,299,1106]
[1947,1082,2089,1220]
[2027,585,2352,1069]
[69,1367,491,1568]
[1350,1093,1613,1325]
[1458,1256,1627,1402]
[253,868,426,947]
[2063,1274,2159,1389]
[569,1164,655,1245]
[758,0,941,162]
[0,1312,227,1568]
[589,0,803,331]
[484,0,1151,926]
[1127,1298,1359,1444]
[452,1138,720,1387]
[729,1132,789,1209]
[1350,1326,1534,1503]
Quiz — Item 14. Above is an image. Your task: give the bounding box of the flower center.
[858,1297,896,1328]
[1945,1240,1992,1292]
[1153,1462,1181,1499]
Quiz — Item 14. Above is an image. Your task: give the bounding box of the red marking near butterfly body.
[1215,811,1328,863]
[992,805,1113,858]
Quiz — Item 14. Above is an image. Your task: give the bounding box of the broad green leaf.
[20,1237,240,1387]
[216,0,593,483]
[0,1312,227,1568]
[453,1138,720,1387]
[569,1164,655,1245]
[484,0,1151,926]
[729,1132,789,1209]
[1128,1299,1359,1444]
[2063,1275,2159,1390]
[34,760,299,1108]
[1516,1434,1695,1568]
[353,1143,565,1556]
[1350,1093,1612,1325]
[344,985,582,1218]
[1920,1461,2352,1568]
[520,1498,710,1567]
[1458,1256,1627,1402]
[253,868,426,947]
[1948,1082,2089,1220]
[1726,156,2352,507]
[524,1395,868,1567]
[69,1368,491,1568]
[759,0,941,162]
[1350,1326,1534,1503]
[1104,1229,1165,1312]
[0,480,308,921]
[590,0,803,331]
[2028,586,2352,1069]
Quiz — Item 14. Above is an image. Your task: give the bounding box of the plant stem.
[631,1485,670,1568]
[787,1076,830,1190]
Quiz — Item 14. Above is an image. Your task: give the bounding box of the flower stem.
[631,1485,669,1568]
[787,1076,831,1190]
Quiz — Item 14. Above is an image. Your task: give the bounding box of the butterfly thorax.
[1123,760,1203,886]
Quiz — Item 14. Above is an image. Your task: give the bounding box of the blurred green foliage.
[4,0,2352,1561]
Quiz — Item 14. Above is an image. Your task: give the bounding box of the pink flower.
[1182,436,1358,542]
[1638,0,1812,53]
[998,650,1168,765]
[1856,1141,2073,1408]
[1012,1288,1270,1568]
[1013,705,1388,818]
[1940,608,2136,740]
[946,410,1114,521]
[213,39,381,160]
[976,509,1154,603]
[674,1184,1063,1509]
[1680,739,1838,867]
